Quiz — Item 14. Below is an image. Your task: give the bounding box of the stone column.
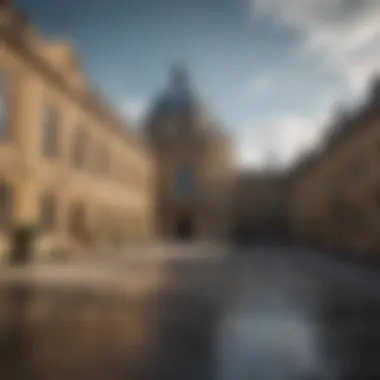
[12,71,40,225]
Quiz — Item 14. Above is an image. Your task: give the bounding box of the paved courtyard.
[0,245,379,380]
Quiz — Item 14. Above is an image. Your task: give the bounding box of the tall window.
[39,193,57,232]
[72,126,87,168]
[41,104,59,157]
[174,165,194,197]
[68,202,87,241]
[0,183,12,231]
[0,71,9,141]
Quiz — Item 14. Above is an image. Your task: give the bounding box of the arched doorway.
[175,215,193,241]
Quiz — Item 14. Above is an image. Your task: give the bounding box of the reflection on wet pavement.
[218,248,380,380]
[0,257,228,380]
[0,285,157,380]
[0,248,380,380]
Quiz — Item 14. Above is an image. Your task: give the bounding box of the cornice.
[289,102,380,184]
[0,1,143,151]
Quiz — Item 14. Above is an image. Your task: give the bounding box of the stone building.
[144,65,235,243]
[0,2,155,261]
[289,77,380,256]
[0,0,297,261]
[232,169,289,244]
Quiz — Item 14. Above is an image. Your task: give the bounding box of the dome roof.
[149,64,200,119]
[152,89,198,117]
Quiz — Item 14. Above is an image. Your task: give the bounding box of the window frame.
[97,142,109,175]
[41,102,59,158]
[0,70,10,142]
[0,182,12,231]
[72,124,87,168]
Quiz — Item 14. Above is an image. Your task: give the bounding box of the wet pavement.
[219,247,380,380]
[0,251,229,380]
[0,246,380,380]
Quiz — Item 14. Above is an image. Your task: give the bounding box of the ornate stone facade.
[144,65,235,242]
[0,2,154,261]
[289,77,380,256]
[0,1,292,261]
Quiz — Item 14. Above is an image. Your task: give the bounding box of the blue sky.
[15,0,380,167]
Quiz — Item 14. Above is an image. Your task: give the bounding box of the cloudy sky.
[15,0,380,168]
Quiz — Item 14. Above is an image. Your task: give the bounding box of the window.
[0,71,9,141]
[174,165,194,197]
[89,138,98,173]
[41,104,59,157]
[39,193,57,232]
[72,126,87,168]
[0,183,12,231]
[68,202,86,241]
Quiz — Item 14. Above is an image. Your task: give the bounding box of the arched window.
[0,70,9,141]
[0,182,12,230]
[41,103,59,157]
[174,165,194,196]
[72,125,87,168]
[68,202,87,242]
[98,143,109,175]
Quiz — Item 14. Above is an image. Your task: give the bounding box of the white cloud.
[252,0,380,94]
[239,139,267,168]
[238,116,328,169]
[237,90,336,169]
[118,98,147,127]
[239,0,380,168]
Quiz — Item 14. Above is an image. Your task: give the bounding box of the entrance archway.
[175,215,193,241]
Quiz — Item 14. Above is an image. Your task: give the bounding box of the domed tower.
[144,65,235,243]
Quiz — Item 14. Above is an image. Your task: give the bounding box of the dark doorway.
[68,203,88,243]
[232,221,256,245]
[175,215,193,241]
